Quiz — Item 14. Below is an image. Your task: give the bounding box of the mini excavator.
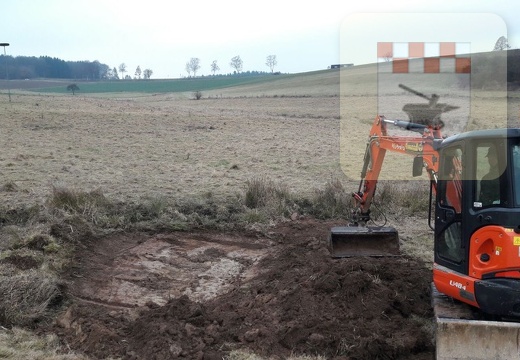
[331,84,520,318]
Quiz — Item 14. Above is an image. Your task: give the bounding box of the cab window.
[439,147,463,213]
[474,143,502,208]
[437,146,463,263]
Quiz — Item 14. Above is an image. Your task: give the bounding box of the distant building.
[330,64,354,69]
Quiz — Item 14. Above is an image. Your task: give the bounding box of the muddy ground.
[49,218,434,359]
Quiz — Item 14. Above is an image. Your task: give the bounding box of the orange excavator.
[331,85,520,318]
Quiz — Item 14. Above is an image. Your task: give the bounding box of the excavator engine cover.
[329,226,400,257]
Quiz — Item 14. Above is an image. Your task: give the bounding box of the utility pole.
[0,43,10,102]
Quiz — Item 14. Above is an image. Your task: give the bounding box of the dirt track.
[51,218,434,359]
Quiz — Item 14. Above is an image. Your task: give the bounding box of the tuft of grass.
[175,194,244,229]
[1,181,18,192]
[244,177,354,222]
[242,209,268,224]
[0,205,40,226]
[245,177,291,209]
[307,178,352,219]
[224,350,326,360]
[0,327,89,359]
[49,186,108,221]
[225,350,265,360]
[26,234,52,251]
[47,186,246,235]
[123,196,170,223]
[0,271,61,326]
[243,177,296,221]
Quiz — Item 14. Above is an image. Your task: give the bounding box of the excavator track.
[433,284,520,359]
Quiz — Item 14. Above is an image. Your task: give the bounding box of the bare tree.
[493,36,511,51]
[118,63,127,80]
[112,67,119,80]
[265,55,277,73]
[185,62,191,77]
[143,69,153,79]
[230,55,243,74]
[187,58,201,77]
[135,65,142,79]
[106,68,115,80]
[210,60,220,75]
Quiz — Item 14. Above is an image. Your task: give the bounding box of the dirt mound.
[53,219,434,359]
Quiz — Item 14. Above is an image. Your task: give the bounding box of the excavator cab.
[434,129,520,317]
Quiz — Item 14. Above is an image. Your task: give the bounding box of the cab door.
[435,144,467,275]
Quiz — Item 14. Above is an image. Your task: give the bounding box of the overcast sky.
[1,0,519,79]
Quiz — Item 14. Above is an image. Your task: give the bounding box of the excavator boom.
[330,115,442,257]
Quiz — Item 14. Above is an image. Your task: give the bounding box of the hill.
[0,69,340,97]
[1,47,519,98]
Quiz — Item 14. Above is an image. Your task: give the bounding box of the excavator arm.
[351,115,442,225]
[330,115,443,257]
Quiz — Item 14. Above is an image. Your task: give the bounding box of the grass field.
[0,64,518,358]
[0,68,348,359]
[28,74,295,94]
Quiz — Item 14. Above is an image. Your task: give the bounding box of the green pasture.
[30,74,292,94]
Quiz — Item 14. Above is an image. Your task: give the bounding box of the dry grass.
[225,349,327,360]
[0,327,88,360]
[0,92,343,209]
[0,66,517,358]
[378,181,431,217]
[0,271,60,327]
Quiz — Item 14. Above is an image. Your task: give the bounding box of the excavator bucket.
[329,226,400,257]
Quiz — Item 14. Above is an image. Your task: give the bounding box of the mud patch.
[65,231,272,307]
[54,219,434,359]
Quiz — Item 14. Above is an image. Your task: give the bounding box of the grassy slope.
[24,70,338,95]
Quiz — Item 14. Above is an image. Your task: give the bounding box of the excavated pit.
[53,219,435,360]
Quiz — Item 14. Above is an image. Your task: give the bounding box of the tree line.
[184,55,278,77]
[0,54,279,80]
[0,56,112,80]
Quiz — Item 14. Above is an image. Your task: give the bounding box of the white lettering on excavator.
[449,280,466,291]
[392,143,405,151]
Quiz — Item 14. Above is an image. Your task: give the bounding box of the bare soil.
[51,218,434,359]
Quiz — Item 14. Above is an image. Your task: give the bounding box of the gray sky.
[2,0,519,79]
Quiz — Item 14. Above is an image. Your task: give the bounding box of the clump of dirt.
[52,219,434,359]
